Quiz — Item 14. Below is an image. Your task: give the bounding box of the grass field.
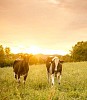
[0,62,87,100]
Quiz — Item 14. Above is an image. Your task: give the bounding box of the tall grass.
[0,62,87,100]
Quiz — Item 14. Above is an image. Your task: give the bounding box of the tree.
[0,45,4,57]
[5,47,11,56]
[62,54,72,62]
[0,45,5,67]
[71,41,87,61]
[29,56,38,65]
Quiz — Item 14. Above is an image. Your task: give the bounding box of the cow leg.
[18,74,20,83]
[51,74,54,85]
[14,73,17,79]
[57,72,61,85]
[15,74,17,79]
[23,74,28,84]
[47,72,50,83]
[58,75,61,85]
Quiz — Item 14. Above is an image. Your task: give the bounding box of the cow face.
[52,57,59,71]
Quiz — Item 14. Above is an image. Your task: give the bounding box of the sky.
[0,0,87,55]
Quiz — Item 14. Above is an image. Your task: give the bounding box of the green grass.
[0,62,87,100]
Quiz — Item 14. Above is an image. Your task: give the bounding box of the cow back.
[13,59,29,75]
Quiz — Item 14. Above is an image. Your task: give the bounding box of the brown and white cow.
[46,56,63,86]
[13,55,29,84]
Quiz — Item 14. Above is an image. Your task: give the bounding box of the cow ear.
[51,60,54,63]
[60,60,64,63]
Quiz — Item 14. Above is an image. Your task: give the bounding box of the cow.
[13,55,30,84]
[46,56,63,86]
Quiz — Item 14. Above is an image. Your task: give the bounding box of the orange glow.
[11,45,42,54]
[0,0,87,57]
[11,45,68,55]
[25,45,42,54]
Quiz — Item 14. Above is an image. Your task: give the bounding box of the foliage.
[0,41,87,67]
[5,47,11,56]
[61,54,72,62]
[29,56,38,65]
[0,45,4,57]
[71,41,87,61]
[0,45,14,67]
[0,62,87,100]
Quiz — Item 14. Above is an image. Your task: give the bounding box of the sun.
[26,45,42,54]
[11,45,68,55]
[11,45,41,54]
[11,45,25,54]
[11,47,20,54]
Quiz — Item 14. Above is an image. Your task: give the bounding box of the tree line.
[0,41,87,67]
[71,41,87,62]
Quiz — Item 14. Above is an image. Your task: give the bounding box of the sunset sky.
[0,0,87,55]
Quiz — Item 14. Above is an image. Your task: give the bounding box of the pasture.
[0,62,87,100]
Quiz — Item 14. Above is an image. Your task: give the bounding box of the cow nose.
[55,68,57,72]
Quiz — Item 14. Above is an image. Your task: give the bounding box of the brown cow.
[13,55,30,84]
[46,56,63,86]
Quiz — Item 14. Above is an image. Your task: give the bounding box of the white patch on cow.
[52,57,59,71]
[52,56,57,61]
[14,73,15,78]
[51,74,54,85]
[57,72,60,76]
[23,80,25,84]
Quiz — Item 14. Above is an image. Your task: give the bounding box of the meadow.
[0,62,87,100]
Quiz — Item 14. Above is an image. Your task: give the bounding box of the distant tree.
[38,57,45,64]
[29,56,38,65]
[0,45,5,67]
[62,54,72,62]
[5,47,11,56]
[71,41,87,61]
[0,45,4,57]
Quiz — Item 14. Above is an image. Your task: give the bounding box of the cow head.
[52,56,59,71]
